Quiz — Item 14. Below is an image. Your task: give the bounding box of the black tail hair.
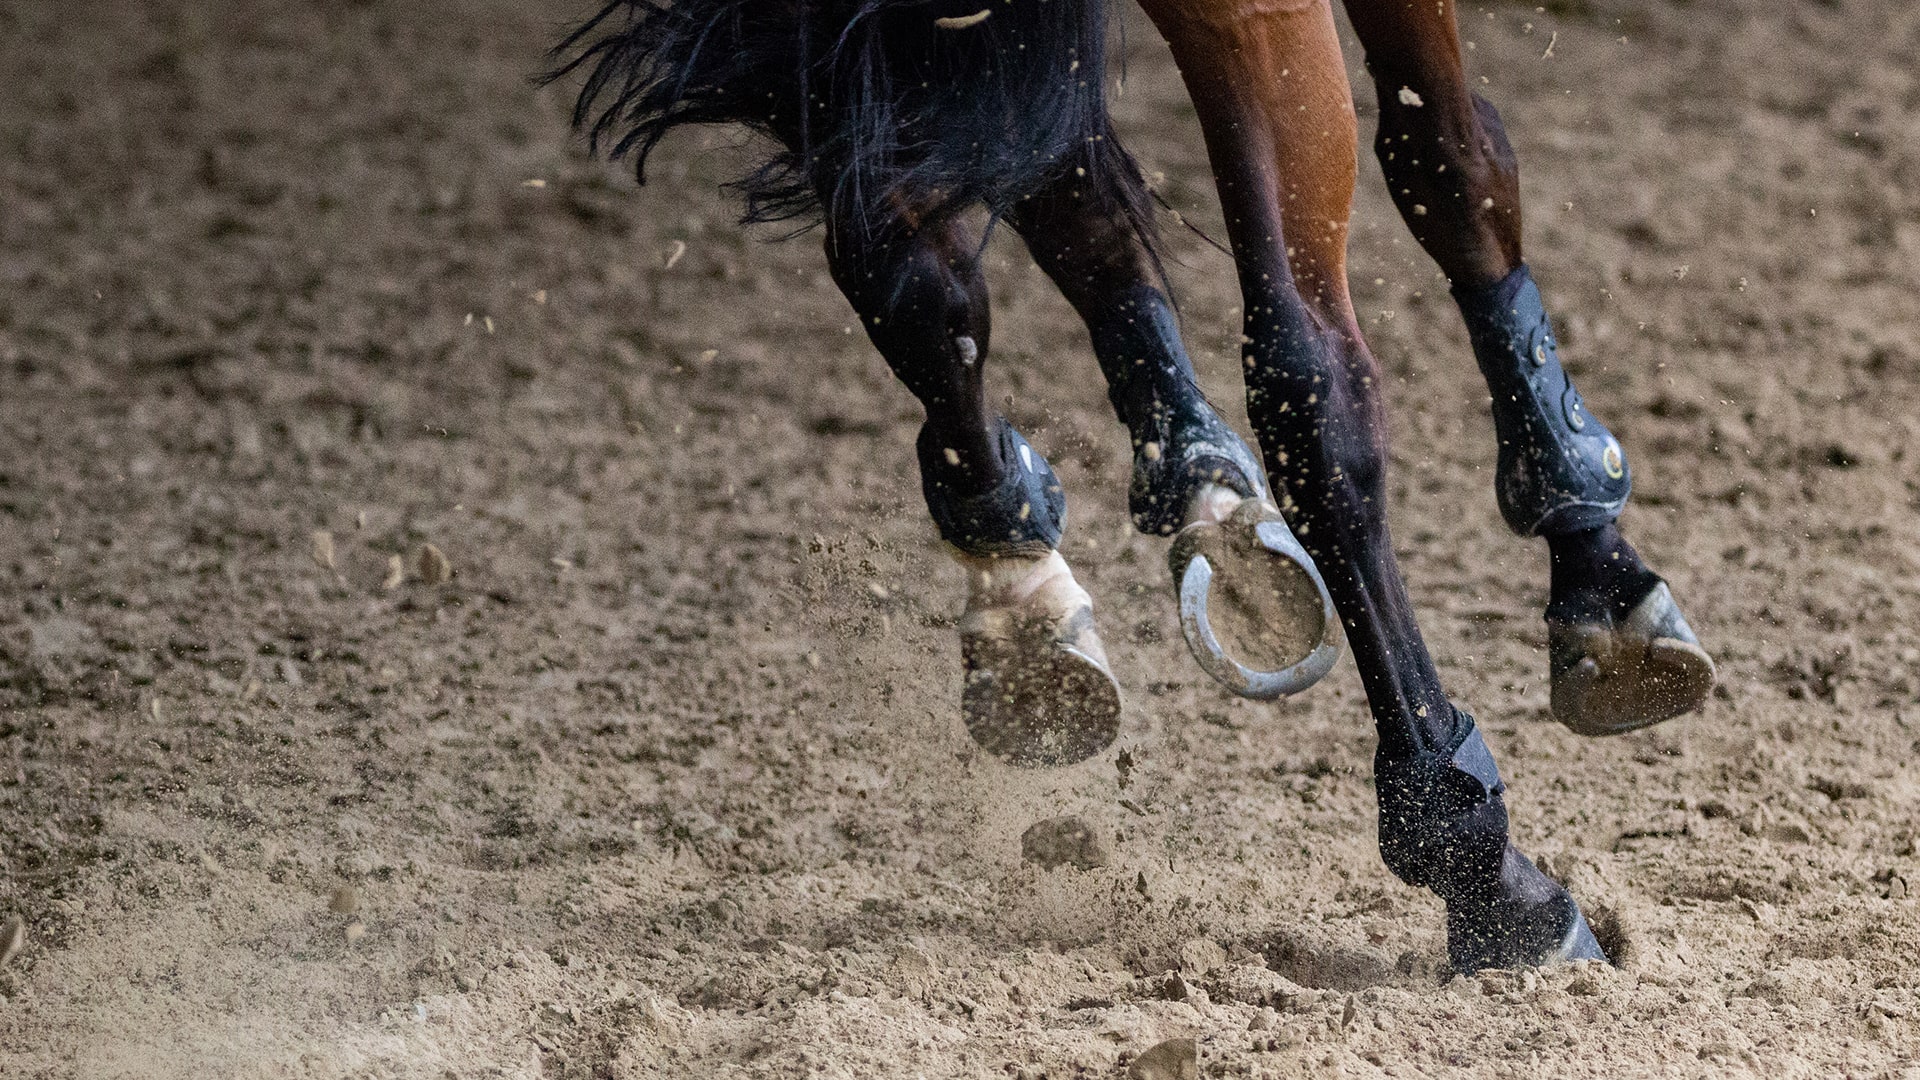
[543,0,1157,248]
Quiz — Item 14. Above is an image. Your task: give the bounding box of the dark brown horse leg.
[1344,0,1713,734]
[1139,0,1601,970]
[821,211,1122,766]
[1008,188,1266,534]
[1008,187,1341,698]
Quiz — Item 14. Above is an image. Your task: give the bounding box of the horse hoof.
[1169,499,1339,700]
[1451,894,1607,973]
[1448,846,1609,972]
[959,556,1121,767]
[1548,581,1714,736]
[962,640,1121,767]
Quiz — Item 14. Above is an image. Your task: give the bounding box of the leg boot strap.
[1375,715,1511,904]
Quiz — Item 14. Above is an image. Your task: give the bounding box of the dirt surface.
[3,1,1919,1076]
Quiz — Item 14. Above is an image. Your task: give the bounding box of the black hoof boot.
[918,422,1066,557]
[1376,715,1607,972]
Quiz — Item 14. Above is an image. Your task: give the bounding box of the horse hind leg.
[1343,0,1713,734]
[823,212,1120,766]
[1009,183,1339,700]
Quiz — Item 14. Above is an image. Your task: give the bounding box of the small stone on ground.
[1179,937,1228,975]
[1128,1037,1197,1080]
[418,543,452,585]
[0,914,25,967]
[1021,816,1110,870]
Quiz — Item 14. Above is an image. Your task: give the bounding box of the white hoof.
[956,551,1121,767]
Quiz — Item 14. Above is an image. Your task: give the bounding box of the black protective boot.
[1376,711,1606,971]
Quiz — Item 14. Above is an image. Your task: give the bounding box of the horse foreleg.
[1344,0,1713,734]
[1009,185,1339,698]
[823,213,1121,766]
[1140,0,1602,970]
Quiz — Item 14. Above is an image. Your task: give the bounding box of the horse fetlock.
[957,551,1093,644]
[1128,404,1267,536]
[1456,264,1630,537]
[1375,720,1510,897]
[956,550,1120,766]
[919,421,1065,556]
[1376,719,1604,970]
[1184,482,1248,529]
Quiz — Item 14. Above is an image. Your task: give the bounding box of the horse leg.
[1139,0,1602,970]
[1008,187,1339,699]
[1343,0,1713,735]
[822,211,1121,766]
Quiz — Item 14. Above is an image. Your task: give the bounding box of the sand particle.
[311,530,336,571]
[934,9,990,29]
[418,543,453,585]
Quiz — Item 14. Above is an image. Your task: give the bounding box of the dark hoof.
[1548,581,1714,736]
[961,587,1121,767]
[1448,846,1608,972]
[1169,500,1338,700]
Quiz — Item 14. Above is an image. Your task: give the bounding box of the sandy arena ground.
[2,0,1919,1076]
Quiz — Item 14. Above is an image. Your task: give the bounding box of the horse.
[545,0,1716,972]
